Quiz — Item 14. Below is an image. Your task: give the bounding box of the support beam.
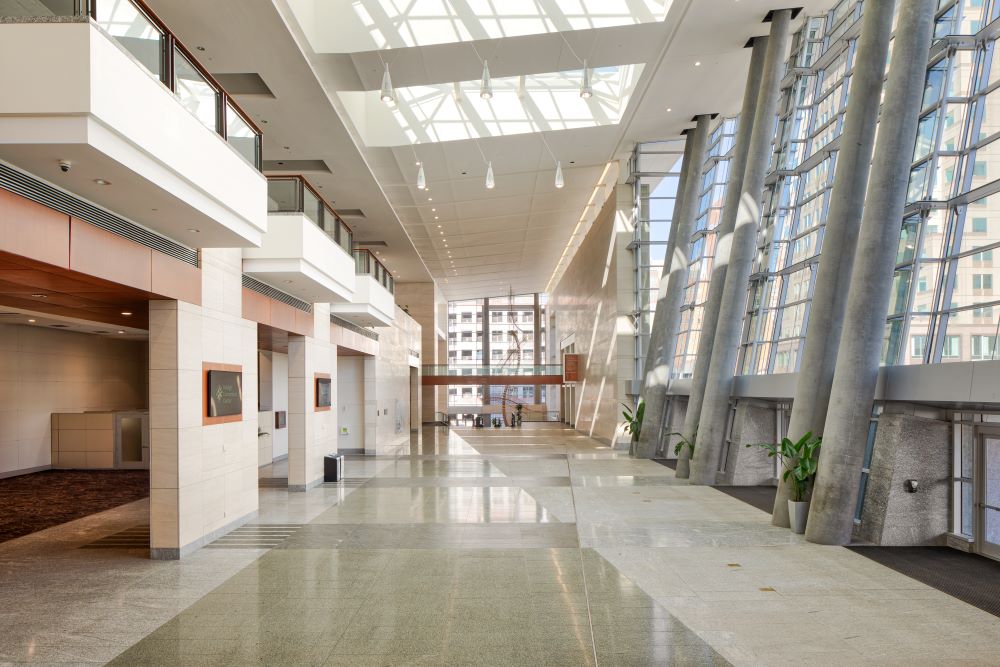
[675,36,769,478]
[806,0,937,545]
[635,116,712,459]
[771,0,895,525]
[689,11,792,485]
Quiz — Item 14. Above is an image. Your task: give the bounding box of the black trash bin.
[324,453,345,482]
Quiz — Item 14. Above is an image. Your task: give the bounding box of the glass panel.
[226,103,257,166]
[914,113,938,161]
[301,186,322,229]
[173,48,218,131]
[120,417,142,463]
[95,0,163,77]
[985,437,1000,547]
[888,268,913,316]
[970,138,1000,191]
[339,220,353,254]
[267,179,299,213]
[959,194,1000,254]
[2,0,79,16]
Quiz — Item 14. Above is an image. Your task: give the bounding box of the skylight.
[286,0,671,53]
[338,64,644,146]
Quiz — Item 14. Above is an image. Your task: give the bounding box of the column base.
[150,510,258,560]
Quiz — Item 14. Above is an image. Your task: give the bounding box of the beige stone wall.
[395,282,445,422]
[0,325,146,476]
[149,248,259,559]
[367,305,421,454]
[549,184,635,445]
[287,303,336,491]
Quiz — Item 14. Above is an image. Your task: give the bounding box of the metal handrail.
[423,364,562,376]
[33,0,265,169]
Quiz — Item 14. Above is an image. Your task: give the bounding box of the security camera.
[58,160,72,173]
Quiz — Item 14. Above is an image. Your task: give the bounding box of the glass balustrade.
[266,176,355,259]
[7,0,262,170]
[353,249,395,294]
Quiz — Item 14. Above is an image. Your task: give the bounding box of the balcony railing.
[353,249,395,294]
[267,176,353,256]
[11,0,262,169]
[423,365,562,377]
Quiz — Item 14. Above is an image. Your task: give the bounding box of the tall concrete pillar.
[806,0,937,545]
[635,116,712,458]
[689,10,792,485]
[771,0,896,525]
[675,36,769,478]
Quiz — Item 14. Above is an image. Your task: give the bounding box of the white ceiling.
[144,0,833,302]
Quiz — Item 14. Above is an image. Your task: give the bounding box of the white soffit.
[287,0,672,52]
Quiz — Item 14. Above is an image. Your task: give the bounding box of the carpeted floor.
[714,485,778,514]
[0,470,149,543]
[848,546,1000,618]
[652,458,677,470]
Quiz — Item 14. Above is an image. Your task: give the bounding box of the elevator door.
[977,433,1000,561]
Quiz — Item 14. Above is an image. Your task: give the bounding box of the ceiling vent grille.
[330,314,379,341]
[241,274,313,313]
[0,162,199,267]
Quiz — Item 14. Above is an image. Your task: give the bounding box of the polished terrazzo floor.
[1,425,999,665]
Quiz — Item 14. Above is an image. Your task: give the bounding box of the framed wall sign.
[563,354,581,383]
[315,373,332,411]
[204,363,243,425]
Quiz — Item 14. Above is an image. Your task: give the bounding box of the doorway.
[976,429,1000,561]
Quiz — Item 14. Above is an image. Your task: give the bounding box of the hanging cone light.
[480,60,493,100]
[554,161,564,189]
[485,161,495,189]
[380,63,394,103]
[580,60,593,99]
[417,163,426,190]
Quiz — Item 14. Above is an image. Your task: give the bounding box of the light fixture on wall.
[380,62,394,103]
[480,60,493,99]
[580,60,592,99]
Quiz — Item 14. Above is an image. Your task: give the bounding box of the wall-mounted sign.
[207,370,242,417]
[315,374,332,411]
[564,354,581,382]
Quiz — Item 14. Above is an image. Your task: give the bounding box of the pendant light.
[580,60,592,99]
[417,163,426,190]
[380,62,394,103]
[485,161,495,189]
[480,60,493,100]
[554,161,564,189]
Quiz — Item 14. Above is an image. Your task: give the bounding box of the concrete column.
[675,36,769,478]
[806,0,937,544]
[689,11,792,485]
[771,0,896,526]
[718,401,778,486]
[635,116,712,458]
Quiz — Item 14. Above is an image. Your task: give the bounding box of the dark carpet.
[652,458,677,470]
[714,485,777,514]
[848,546,1000,618]
[0,470,149,543]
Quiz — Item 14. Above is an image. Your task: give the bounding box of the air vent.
[330,314,378,341]
[50,324,70,328]
[356,240,387,247]
[0,162,199,267]
[241,275,312,313]
[337,209,366,218]
[262,160,331,173]
[212,73,274,97]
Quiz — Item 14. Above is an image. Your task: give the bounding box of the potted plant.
[747,432,822,534]
[668,428,696,459]
[515,403,524,426]
[621,400,644,455]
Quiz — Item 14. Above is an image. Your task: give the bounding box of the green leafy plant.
[621,400,645,438]
[747,432,822,502]
[668,428,696,457]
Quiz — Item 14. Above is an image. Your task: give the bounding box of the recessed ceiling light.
[121,311,132,316]
[117,330,125,334]
[667,107,672,112]
[428,197,433,201]
[434,216,439,220]
[694,61,701,66]
[431,208,436,212]
[437,224,442,228]
[94,178,111,185]
[31,294,45,298]
[27,319,36,323]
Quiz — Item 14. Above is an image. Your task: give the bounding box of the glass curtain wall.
[630,142,684,381]
[674,119,737,377]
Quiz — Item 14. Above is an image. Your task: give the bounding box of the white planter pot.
[788,500,810,534]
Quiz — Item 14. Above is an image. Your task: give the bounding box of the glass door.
[115,412,149,469]
[976,432,1000,561]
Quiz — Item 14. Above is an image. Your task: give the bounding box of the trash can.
[324,453,345,482]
